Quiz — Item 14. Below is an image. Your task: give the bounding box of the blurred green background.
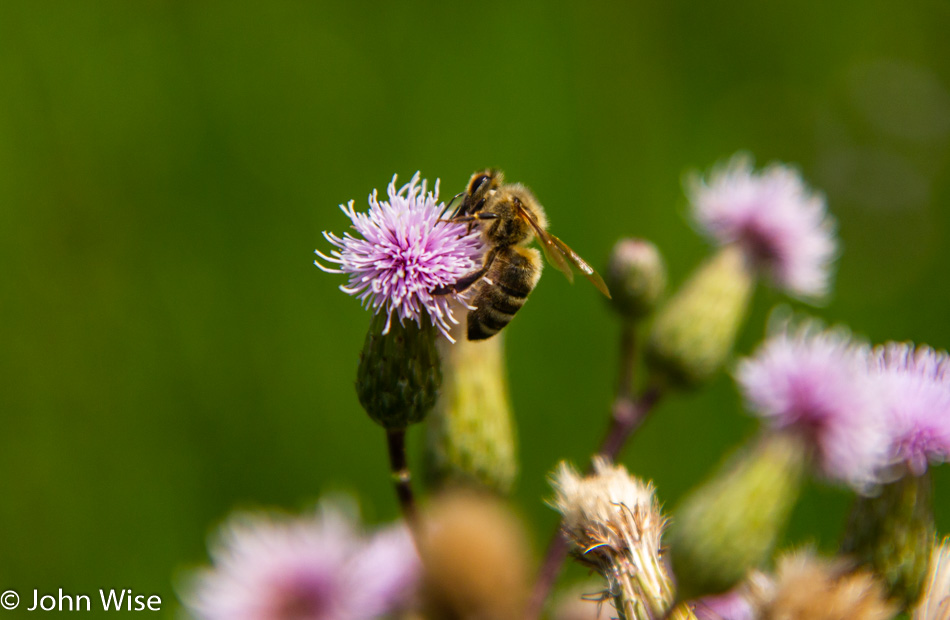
[2,0,950,616]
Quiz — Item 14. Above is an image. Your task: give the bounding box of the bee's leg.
[438,212,500,238]
[466,201,488,233]
[445,191,467,219]
[432,248,498,295]
[439,212,499,224]
[470,196,487,214]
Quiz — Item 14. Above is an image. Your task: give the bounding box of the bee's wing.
[547,232,612,298]
[518,207,575,281]
[517,206,612,298]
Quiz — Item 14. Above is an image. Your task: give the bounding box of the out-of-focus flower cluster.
[180,156,950,620]
[737,320,950,486]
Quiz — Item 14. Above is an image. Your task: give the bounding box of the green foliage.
[843,472,936,610]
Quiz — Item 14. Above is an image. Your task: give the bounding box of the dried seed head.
[749,550,896,620]
[551,458,683,620]
[913,538,950,620]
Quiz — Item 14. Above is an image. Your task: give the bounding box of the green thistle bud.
[646,244,755,388]
[356,312,442,430]
[604,238,667,322]
[842,471,935,609]
[669,432,807,599]
[425,320,517,494]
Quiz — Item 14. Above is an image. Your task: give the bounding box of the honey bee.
[436,169,611,340]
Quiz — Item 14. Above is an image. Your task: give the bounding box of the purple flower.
[688,154,837,301]
[315,172,484,342]
[694,589,756,620]
[736,321,887,488]
[183,500,419,620]
[870,342,950,476]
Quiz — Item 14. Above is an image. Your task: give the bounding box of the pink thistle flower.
[183,500,419,620]
[688,154,837,301]
[736,321,887,488]
[870,342,950,476]
[315,172,484,342]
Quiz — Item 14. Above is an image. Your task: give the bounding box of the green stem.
[526,324,662,620]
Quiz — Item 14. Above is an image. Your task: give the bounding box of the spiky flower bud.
[669,432,807,599]
[604,238,667,322]
[842,471,935,610]
[747,550,896,620]
[646,244,755,387]
[356,311,442,429]
[426,316,517,493]
[419,489,531,620]
[913,537,950,620]
[551,458,696,620]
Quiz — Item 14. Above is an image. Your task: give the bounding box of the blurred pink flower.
[183,500,419,620]
[736,321,887,488]
[688,154,837,300]
[315,172,484,341]
[694,588,756,620]
[871,342,950,476]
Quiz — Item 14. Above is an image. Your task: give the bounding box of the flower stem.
[386,428,419,529]
[599,324,662,462]
[526,324,663,620]
[617,322,638,399]
[598,385,662,462]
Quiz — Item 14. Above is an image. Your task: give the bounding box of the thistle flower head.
[551,458,678,620]
[736,320,887,488]
[315,172,484,341]
[688,154,837,300]
[870,342,950,476]
[183,500,419,620]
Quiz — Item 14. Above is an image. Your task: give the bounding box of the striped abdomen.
[467,247,542,340]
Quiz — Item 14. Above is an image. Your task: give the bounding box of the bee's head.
[467,169,503,198]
